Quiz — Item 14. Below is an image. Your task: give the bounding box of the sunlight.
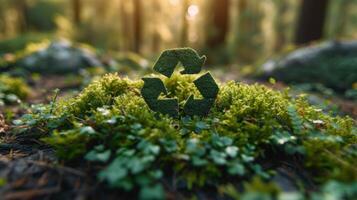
[169,0,181,6]
[1,1,357,199]
[187,4,199,20]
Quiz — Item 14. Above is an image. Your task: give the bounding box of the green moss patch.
[14,73,356,199]
[0,75,30,106]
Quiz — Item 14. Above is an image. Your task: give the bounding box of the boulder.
[17,40,102,74]
[261,41,357,92]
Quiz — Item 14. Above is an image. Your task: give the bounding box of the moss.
[0,75,30,105]
[15,73,356,199]
[0,33,52,55]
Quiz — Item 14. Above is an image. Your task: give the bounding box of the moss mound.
[15,73,356,199]
[0,75,30,106]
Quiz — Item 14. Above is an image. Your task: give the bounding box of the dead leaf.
[0,112,8,133]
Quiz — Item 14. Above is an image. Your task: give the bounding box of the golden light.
[169,0,181,6]
[187,4,199,20]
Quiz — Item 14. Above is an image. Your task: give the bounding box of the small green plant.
[0,74,30,106]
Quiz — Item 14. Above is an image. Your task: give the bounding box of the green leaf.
[195,121,209,132]
[192,156,208,166]
[85,146,111,162]
[210,149,227,165]
[287,105,303,134]
[99,157,128,185]
[139,184,165,200]
[80,126,96,135]
[270,131,296,145]
[228,162,245,175]
[225,146,239,158]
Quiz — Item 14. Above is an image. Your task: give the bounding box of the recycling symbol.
[141,48,219,117]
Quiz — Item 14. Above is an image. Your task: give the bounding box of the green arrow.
[142,48,219,117]
[153,48,206,78]
[183,95,215,116]
[141,78,178,117]
[183,72,219,116]
[193,72,219,98]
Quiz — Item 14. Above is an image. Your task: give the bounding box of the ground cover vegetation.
[10,71,356,199]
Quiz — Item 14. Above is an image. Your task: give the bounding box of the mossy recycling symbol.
[141,48,219,117]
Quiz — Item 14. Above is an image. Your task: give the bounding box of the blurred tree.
[295,0,329,44]
[151,0,161,52]
[233,0,264,63]
[180,0,189,46]
[73,0,81,25]
[120,0,132,51]
[273,0,288,51]
[27,0,63,31]
[206,0,230,48]
[333,0,349,38]
[0,2,6,37]
[326,0,355,39]
[13,0,29,33]
[133,0,142,53]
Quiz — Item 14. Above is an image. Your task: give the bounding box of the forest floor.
[0,74,356,199]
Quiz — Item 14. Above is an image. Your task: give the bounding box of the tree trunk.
[180,0,189,46]
[73,0,81,25]
[295,0,329,44]
[0,4,6,37]
[151,0,161,52]
[133,0,142,53]
[274,0,288,51]
[206,0,230,48]
[335,0,350,38]
[14,0,29,33]
[120,0,132,51]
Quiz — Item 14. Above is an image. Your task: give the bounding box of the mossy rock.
[1,40,102,75]
[260,41,357,93]
[0,75,30,106]
[13,73,356,199]
[0,33,53,55]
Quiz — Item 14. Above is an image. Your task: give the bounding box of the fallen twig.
[4,186,60,200]
[26,160,86,177]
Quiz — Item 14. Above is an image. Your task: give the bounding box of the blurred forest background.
[1,0,357,65]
